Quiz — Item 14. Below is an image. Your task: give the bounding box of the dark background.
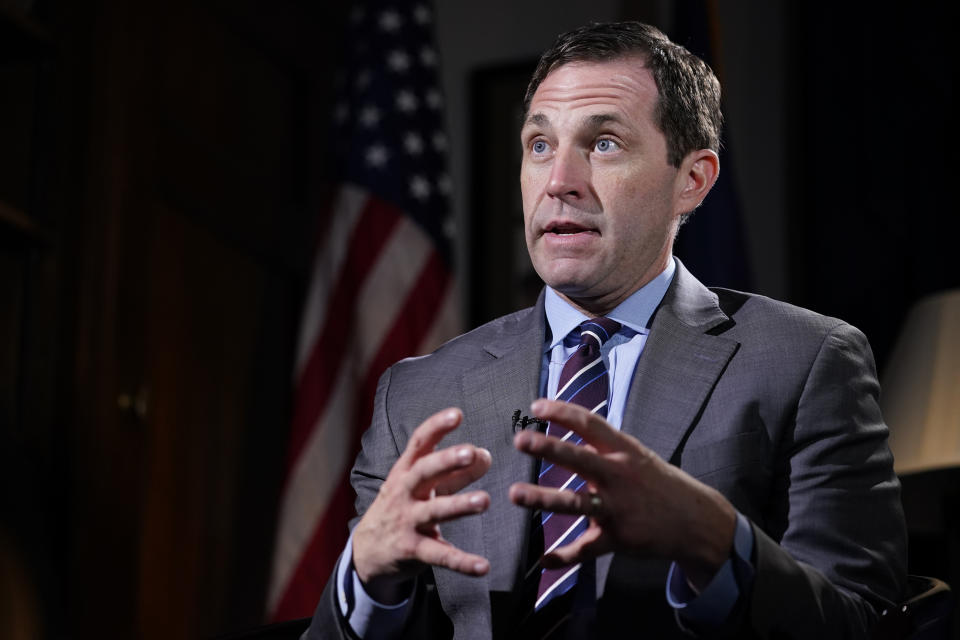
[1,0,957,638]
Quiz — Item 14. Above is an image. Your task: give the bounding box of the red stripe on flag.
[270,470,354,621]
[355,251,451,433]
[272,251,452,619]
[285,196,404,475]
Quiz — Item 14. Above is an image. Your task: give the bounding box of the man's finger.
[412,490,489,528]
[405,445,489,498]
[541,526,609,568]
[434,449,492,495]
[414,537,490,576]
[513,429,607,483]
[508,482,598,517]
[530,399,624,453]
[397,408,463,471]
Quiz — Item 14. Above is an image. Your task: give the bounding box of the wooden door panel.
[66,0,341,636]
[136,203,264,638]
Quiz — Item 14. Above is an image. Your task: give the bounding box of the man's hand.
[352,408,492,603]
[508,399,736,590]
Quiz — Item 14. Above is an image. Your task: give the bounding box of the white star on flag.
[413,5,432,24]
[425,88,443,109]
[387,50,410,72]
[443,215,456,239]
[396,90,418,113]
[403,133,424,155]
[410,175,431,200]
[379,10,401,32]
[420,47,437,67]
[365,144,389,167]
[359,106,380,127]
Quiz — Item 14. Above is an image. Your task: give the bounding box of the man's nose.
[545,147,589,200]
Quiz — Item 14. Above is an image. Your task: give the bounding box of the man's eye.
[532,140,549,154]
[595,139,620,153]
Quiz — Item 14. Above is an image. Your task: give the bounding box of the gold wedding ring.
[589,493,603,517]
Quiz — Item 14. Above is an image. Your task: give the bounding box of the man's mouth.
[544,221,594,236]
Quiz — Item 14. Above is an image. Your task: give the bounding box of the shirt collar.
[544,257,676,349]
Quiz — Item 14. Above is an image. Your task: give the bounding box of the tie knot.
[577,317,621,348]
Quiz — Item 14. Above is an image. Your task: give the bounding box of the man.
[305,21,906,639]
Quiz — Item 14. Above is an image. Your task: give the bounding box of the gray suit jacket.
[307,262,906,639]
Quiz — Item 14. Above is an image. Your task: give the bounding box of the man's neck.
[544,259,676,347]
[555,256,675,317]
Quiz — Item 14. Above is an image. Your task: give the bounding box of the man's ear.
[674,149,720,215]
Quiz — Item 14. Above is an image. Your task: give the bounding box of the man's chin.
[541,276,632,316]
[533,260,598,292]
[540,277,593,299]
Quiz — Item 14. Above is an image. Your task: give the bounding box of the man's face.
[520,56,685,315]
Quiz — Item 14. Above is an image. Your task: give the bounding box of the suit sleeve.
[746,322,907,638]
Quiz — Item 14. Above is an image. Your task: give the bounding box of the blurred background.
[1,0,957,637]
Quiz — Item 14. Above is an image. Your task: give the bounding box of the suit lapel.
[431,296,546,627]
[621,263,739,459]
[598,262,739,595]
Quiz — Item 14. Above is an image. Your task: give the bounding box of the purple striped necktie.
[535,316,621,611]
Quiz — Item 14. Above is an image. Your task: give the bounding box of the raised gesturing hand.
[509,399,735,589]
[352,408,492,602]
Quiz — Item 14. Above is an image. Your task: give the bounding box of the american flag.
[267,0,459,620]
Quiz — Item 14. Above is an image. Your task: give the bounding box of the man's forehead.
[524,57,658,128]
[523,111,626,130]
[543,55,653,87]
[530,57,656,102]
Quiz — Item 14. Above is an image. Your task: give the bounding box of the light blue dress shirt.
[337,258,754,637]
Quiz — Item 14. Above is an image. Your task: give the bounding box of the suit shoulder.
[389,305,539,377]
[712,287,853,332]
[709,287,871,356]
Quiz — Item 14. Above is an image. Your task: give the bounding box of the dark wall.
[790,3,958,370]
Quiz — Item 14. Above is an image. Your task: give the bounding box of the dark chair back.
[874,575,953,640]
[212,617,311,640]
